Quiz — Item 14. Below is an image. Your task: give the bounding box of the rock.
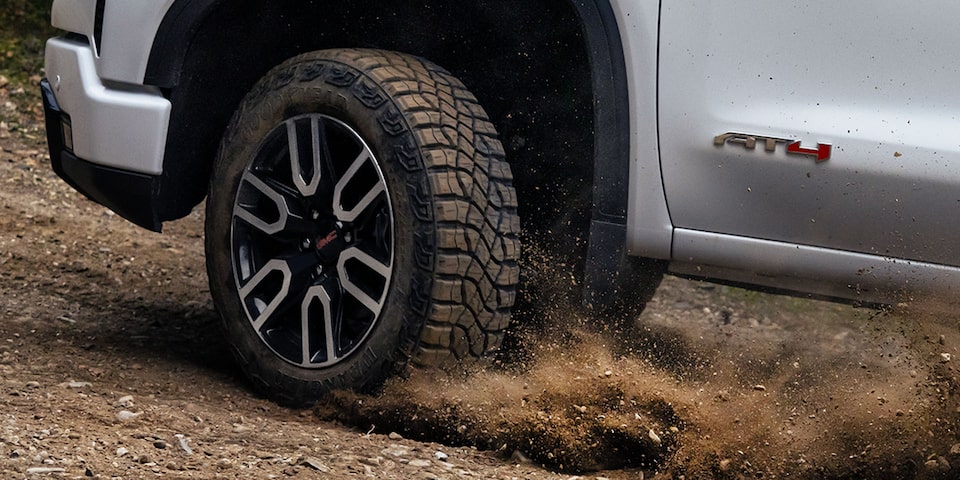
[175,434,193,455]
[648,429,662,445]
[154,440,167,449]
[25,467,65,474]
[388,432,403,440]
[435,451,449,461]
[117,447,129,457]
[0,75,8,89]
[23,381,40,389]
[116,395,135,408]
[753,385,767,392]
[924,456,950,472]
[116,410,141,422]
[940,335,947,345]
[408,459,431,468]
[510,450,532,464]
[719,458,732,472]
[382,446,410,458]
[301,456,331,473]
[950,443,960,456]
[940,353,952,363]
[63,381,92,389]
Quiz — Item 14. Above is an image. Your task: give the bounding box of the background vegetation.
[1,0,57,86]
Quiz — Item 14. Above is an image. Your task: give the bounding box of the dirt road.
[2,82,960,479]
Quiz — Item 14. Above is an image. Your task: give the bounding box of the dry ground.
[2,78,960,480]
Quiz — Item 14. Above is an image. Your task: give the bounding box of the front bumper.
[41,35,173,231]
[44,36,171,175]
[42,79,162,231]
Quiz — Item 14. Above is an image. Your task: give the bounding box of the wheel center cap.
[314,225,346,264]
[315,229,339,251]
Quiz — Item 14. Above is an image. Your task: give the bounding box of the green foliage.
[0,0,57,85]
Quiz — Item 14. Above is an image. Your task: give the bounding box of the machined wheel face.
[230,113,394,369]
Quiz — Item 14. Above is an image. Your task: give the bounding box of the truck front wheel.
[205,49,520,404]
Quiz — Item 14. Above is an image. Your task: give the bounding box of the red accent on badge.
[315,230,339,251]
[787,141,832,162]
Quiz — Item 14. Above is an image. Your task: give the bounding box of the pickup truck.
[40,0,960,404]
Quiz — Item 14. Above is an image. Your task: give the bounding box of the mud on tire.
[205,49,520,404]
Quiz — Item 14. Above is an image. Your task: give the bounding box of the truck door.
[658,1,960,266]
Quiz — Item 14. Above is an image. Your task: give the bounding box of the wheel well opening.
[155,0,596,247]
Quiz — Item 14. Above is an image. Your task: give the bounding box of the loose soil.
[2,78,960,480]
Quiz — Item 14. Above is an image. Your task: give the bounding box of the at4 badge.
[714,132,832,163]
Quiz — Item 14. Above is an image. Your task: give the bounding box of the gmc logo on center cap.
[714,132,832,162]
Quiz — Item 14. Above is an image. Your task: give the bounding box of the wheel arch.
[145,0,646,306]
[146,0,630,219]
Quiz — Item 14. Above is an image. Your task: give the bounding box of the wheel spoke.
[288,118,324,197]
[301,284,337,367]
[238,259,292,331]
[337,246,391,316]
[333,147,386,222]
[236,172,294,235]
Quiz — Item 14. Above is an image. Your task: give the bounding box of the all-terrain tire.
[205,49,519,404]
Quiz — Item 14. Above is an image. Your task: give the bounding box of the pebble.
[25,467,65,474]
[383,446,410,457]
[941,353,952,363]
[175,434,193,455]
[510,450,532,464]
[153,440,166,449]
[434,451,449,461]
[925,456,950,472]
[951,444,960,456]
[63,381,91,389]
[301,456,331,473]
[116,395,135,408]
[753,385,767,392]
[388,432,403,440]
[408,459,431,468]
[648,429,662,445]
[116,447,129,457]
[116,410,141,422]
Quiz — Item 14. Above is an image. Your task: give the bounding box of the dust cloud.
[316,250,960,479]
